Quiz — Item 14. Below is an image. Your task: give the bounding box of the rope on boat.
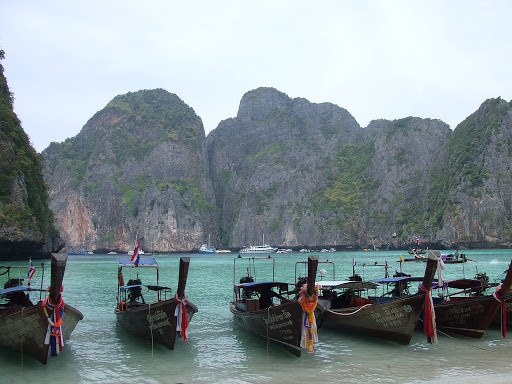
[331,303,373,316]
[9,308,25,384]
[146,303,154,372]
[266,306,270,356]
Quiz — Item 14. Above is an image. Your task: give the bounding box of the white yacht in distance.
[239,235,277,254]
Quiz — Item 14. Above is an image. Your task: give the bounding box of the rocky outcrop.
[41,84,512,251]
[427,98,512,248]
[0,50,63,259]
[207,88,451,249]
[43,89,217,253]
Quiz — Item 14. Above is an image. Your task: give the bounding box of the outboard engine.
[348,274,362,282]
[239,276,254,284]
[127,279,143,302]
[473,272,489,296]
[390,272,411,297]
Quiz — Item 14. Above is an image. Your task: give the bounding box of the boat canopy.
[431,278,482,290]
[0,285,47,295]
[371,276,423,284]
[117,258,158,266]
[318,280,378,290]
[120,284,171,291]
[234,281,289,295]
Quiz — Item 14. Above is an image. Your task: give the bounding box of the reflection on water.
[0,250,511,383]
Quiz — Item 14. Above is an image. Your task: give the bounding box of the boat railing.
[295,259,335,284]
[0,263,47,303]
[233,255,275,301]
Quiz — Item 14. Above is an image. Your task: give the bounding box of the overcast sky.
[1,1,511,152]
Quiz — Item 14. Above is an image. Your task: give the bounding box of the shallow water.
[0,249,511,383]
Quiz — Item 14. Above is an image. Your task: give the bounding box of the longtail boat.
[432,259,512,338]
[0,253,83,364]
[230,255,319,356]
[115,256,198,349]
[315,251,438,344]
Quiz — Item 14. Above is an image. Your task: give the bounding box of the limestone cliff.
[207,88,450,249]
[43,89,217,252]
[42,86,512,251]
[427,98,512,248]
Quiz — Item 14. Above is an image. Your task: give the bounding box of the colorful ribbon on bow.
[419,282,438,344]
[493,283,507,337]
[42,293,65,357]
[174,293,188,341]
[298,284,319,353]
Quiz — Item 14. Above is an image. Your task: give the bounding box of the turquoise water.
[1,249,511,384]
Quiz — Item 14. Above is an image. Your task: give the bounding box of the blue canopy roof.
[234,281,289,295]
[0,285,46,295]
[120,284,171,291]
[236,281,288,288]
[117,257,158,266]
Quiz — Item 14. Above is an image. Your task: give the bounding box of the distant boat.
[199,244,216,253]
[240,244,277,254]
[68,250,93,255]
[240,234,277,254]
[277,248,292,253]
[408,248,427,255]
[199,234,216,253]
[216,249,232,253]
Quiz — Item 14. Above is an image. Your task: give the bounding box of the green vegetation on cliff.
[52,89,204,189]
[427,98,512,228]
[312,142,378,218]
[0,49,57,238]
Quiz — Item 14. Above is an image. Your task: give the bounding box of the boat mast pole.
[307,256,319,296]
[176,257,191,299]
[49,253,68,304]
[422,251,439,292]
[40,262,45,301]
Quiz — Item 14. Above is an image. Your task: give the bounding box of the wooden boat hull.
[0,303,83,364]
[115,299,197,349]
[230,301,304,356]
[319,294,425,344]
[433,296,499,338]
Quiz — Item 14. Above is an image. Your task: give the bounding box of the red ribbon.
[420,283,437,344]
[174,294,188,341]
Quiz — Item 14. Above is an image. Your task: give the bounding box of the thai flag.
[131,242,140,262]
[352,259,357,266]
[134,253,140,267]
[28,258,36,279]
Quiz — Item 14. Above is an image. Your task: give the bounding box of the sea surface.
[1,249,511,384]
